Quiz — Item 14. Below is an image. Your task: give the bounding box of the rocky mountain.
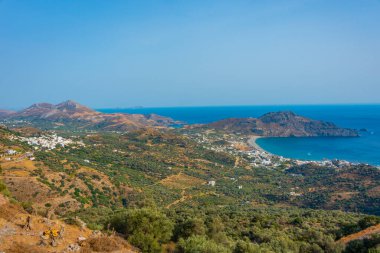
[207,111,359,137]
[0,110,15,118]
[9,101,96,120]
[0,100,178,131]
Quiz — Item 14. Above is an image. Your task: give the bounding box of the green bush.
[344,234,380,253]
[234,240,270,253]
[0,180,7,192]
[110,208,173,253]
[21,201,34,213]
[358,216,380,230]
[177,235,230,253]
[175,217,206,239]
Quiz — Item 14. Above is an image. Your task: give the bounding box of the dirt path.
[234,156,240,168]
[166,190,187,209]
[338,224,380,244]
[165,191,211,209]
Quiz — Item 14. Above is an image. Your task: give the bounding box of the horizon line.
[96,102,380,110]
[2,101,380,111]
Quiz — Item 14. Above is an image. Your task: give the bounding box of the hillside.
[207,111,359,137]
[0,109,15,118]
[0,194,137,253]
[338,224,380,244]
[0,100,178,131]
[0,124,378,252]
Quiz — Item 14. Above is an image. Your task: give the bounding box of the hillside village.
[14,134,85,150]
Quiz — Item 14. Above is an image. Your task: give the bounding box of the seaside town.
[183,130,367,170]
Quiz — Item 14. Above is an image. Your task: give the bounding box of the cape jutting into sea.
[99,105,380,166]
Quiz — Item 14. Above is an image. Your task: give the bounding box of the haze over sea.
[99,105,380,166]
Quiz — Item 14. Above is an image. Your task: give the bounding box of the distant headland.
[206,111,359,137]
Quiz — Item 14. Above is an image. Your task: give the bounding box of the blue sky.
[0,0,379,109]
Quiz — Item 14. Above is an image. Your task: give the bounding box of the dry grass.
[80,236,131,252]
[330,191,358,201]
[6,242,49,253]
[1,159,38,171]
[0,201,94,253]
[160,173,205,189]
[78,166,115,190]
[0,202,25,221]
[339,224,380,244]
[13,127,42,136]
[240,175,254,180]
[233,143,251,151]
[367,185,380,198]
[3,176,54,203]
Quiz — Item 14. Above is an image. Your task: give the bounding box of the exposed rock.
[65,243,81,252]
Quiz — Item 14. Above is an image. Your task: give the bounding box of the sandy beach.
[247,135,265,152]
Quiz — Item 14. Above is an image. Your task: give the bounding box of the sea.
[99,105,380,166]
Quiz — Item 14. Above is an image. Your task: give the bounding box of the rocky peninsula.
[207,111,359,137]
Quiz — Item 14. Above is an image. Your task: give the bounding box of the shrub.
[0,180,7,192]
[110,208,173,253]
[175,217,206,239]
[358,216,380,230]
[21,201,34,213]
[81,236,128,252]
[177,235,230,253]
[6,242,48,253]
[234,240,266,253]
[344,234,380,253]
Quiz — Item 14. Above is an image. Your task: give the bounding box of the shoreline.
[247,136,379,167]
[247,136,267,153]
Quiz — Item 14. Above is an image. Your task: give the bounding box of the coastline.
[247,136,267,153]
[247,136,379,167]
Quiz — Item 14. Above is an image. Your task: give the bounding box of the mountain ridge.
[207,111,359,137]
[0,100,178,131]
[0,110,15,118]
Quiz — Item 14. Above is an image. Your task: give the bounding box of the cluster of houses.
[0,149,35,161]
[188,130,367,196]
[189,131,361,170]
[0,149,19,161]
[188,132,293,168]
[13,134,84,150]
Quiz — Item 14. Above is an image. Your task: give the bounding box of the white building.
[7,149,17,155]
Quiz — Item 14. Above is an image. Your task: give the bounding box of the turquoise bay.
[256,136,379,166]
[99,105,380,166]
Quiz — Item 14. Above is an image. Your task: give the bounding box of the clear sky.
[1,0,379,109]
